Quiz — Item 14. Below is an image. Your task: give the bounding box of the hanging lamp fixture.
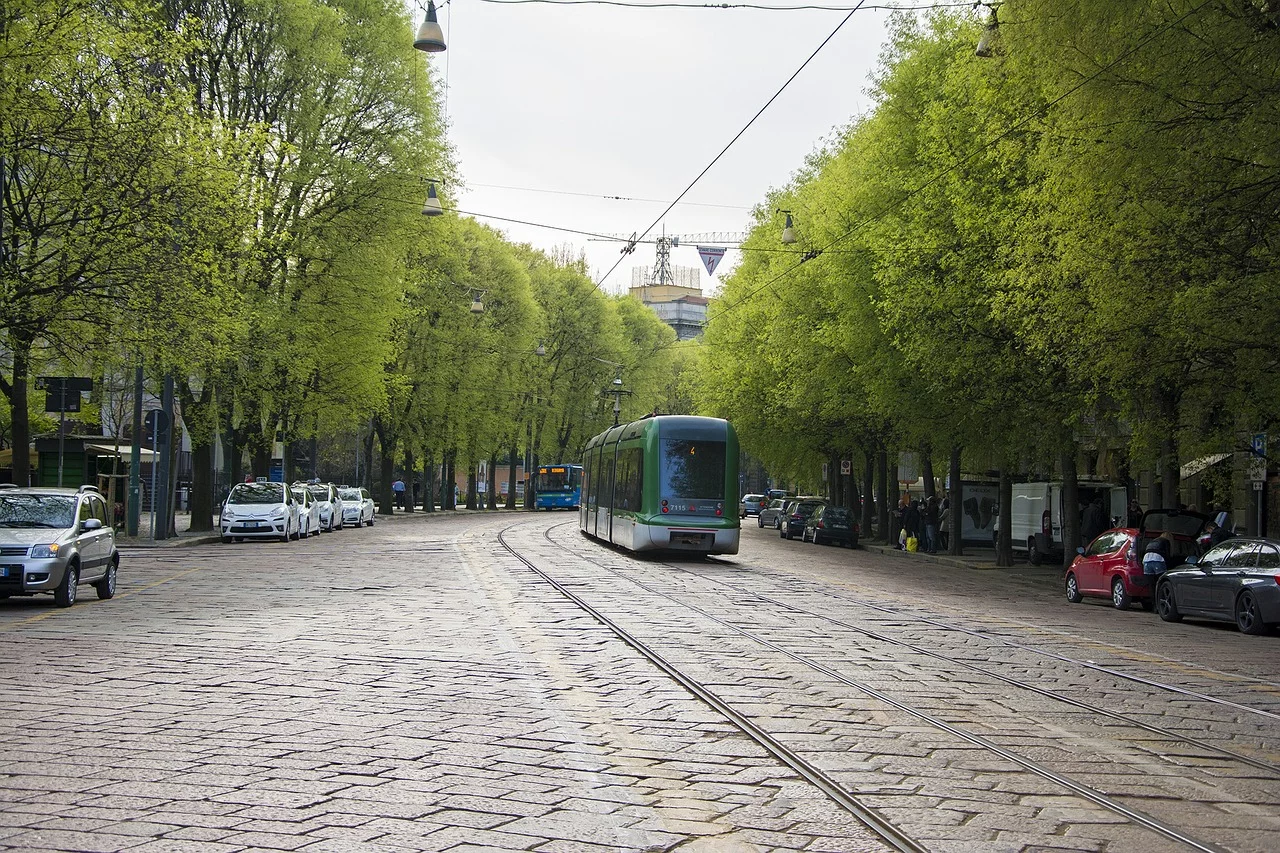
[414,1,447,53]
[779,210,797,245]
[422,180,444,216]
[975,5,1000,57]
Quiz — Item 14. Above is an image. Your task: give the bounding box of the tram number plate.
[669,531,713,550]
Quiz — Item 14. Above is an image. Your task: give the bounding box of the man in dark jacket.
[1081,496,1108,545]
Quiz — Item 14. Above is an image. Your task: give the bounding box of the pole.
[128,365,142,536]
[155,375,175,539]
[56,383,66,487]
[149,413,159,539]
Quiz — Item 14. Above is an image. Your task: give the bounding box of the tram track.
[496,518,1279,852]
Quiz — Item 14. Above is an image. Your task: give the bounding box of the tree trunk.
[6,342,33,486]
[1061,448,1080,569]
[996,468,1014,567]
[378,444,395,515]
[1160,434,1179,508]
[466,463,478,509]
[921,449,936,499]
[488,452,499,509]
[403,448,415,513]
[189,441,214,531]
[862,451,875,541]
[506,444,518,509]
[362,429,375,492]
[422,451,435,513]
[876,448,889,543]
[444,451,456,510]
[948,444,963,556]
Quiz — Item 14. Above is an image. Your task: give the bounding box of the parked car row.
[220,479,375,543]
[751,494,859,548]
[1065,508,1280,635]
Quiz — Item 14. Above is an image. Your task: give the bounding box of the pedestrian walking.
[923,495,940,554]
[392,477,406,510]
[938,498,950,551]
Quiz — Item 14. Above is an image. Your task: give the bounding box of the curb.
[860,542,1005,571]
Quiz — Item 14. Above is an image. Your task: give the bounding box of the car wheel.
[779,526,786,539]
[367,516,374,527]
[291,522,301,541]
[1235,590,1269,635]
[94,558,117,600]
[280,521,291,543]
[54,563,78,608]
[1155,581,1181,622]
[757,516,764,528]
[221,535,233,544]
[1065,572,1083,604]
[1027,538,1042,566]
[1111,577,1131,610]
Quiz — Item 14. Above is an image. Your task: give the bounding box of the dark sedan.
[1155,537,1280,635]
[780,499,823,540]
[802,504,858,547]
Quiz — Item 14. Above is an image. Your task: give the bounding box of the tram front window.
[660,440,725,500]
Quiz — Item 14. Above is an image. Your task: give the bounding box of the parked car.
[221,480,299,543]
[758,498,790,528]
[302,481,344,531]
[1064,509,1209,610]
[1004,480,1130,564]
[292,486,321,537]
[339,487,375,527]
[0,484,118,607]
[767,489,791,501]
[803,504,858,547]
[738,494,767,518]
[780,499,824,540]
[1156,538,1280,635]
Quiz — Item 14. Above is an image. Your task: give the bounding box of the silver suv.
[0,484,118,607]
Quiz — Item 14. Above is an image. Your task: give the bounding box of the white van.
[1005,481,1129,565]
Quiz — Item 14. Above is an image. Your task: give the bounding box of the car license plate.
[0,564,20,577]
[244,520,259,528]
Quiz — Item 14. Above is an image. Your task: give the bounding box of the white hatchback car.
[221,481,298,543]
[339,487,375,527]
[291,486,321,537]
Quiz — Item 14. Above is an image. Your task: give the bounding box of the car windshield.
[340,489,361,501]
[308,486,330,501]
[229,483,284,504]
[742,494,763,503]
[0,493,76,528]
[794,501,822,516]
[291,488,308,503]
[823,507,851,523]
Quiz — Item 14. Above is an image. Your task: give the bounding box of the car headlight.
[222,507,236,520]
[271,508,286,519]
[30,543,60,559]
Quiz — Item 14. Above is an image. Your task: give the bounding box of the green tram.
[580,415,740,555]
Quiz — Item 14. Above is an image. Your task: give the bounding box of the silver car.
[757,498,791,529]
[0,484,118,607]
[303,482,345,531]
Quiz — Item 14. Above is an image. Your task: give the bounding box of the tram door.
[601,446,616,543]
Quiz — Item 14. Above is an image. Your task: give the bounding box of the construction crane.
[596,228,748,288]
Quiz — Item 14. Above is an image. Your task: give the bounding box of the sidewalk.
[861,541,1046,571]
[114,511,223,548]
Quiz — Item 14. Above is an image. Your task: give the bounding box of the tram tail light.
[661,499,669,514]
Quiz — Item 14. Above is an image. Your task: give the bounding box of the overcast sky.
[425,0,902,295]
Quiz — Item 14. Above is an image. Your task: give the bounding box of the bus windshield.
[660,439,725,499]
[537,466,580,491]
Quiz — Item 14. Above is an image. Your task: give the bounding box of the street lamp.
[422,179,444,216]
[975,4,1000,57]
[778,209,797,244]
[413,1,447,53]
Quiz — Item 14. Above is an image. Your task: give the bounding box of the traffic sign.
[840,459,852,475]
[37,376,92,412]
[1250,432,1267,482]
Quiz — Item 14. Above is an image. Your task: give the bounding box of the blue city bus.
[534,464,583,510]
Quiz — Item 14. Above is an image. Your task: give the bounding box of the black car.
[1155,537,1280,635]
[802,504,858,547]
[780,499,823,540]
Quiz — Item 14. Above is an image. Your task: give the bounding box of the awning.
[85,443,160,463]
[1180,452,1232,480]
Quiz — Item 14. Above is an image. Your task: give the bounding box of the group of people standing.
[896,494,949,554]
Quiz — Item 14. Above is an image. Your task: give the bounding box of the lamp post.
[413,1,447,53]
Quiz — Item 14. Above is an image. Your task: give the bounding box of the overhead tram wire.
[593,0,870,290]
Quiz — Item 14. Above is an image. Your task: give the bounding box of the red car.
[1064,509,1208,610]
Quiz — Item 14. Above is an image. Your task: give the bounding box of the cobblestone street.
[1,512,1277,852]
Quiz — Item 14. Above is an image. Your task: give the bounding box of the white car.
[339,487,375,527]
[303,481,344,531]
[221,480,299,543]
[291,486,322,537]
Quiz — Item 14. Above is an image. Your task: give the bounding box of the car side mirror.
[82,518,103,531]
